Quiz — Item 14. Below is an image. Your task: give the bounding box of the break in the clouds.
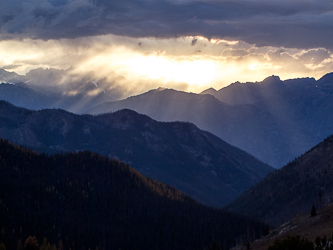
[1,0,333,50]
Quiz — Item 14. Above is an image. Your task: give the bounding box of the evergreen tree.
[57,240,64,250]
[0,243,6,250]
[321,236,327,247]
[311,204,317,217]
[17,239,23,250]
[24,236,39,250]
[40,238,51,250]
[315,237,321,247]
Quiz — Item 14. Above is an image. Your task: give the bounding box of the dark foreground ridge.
[0,138,269,250]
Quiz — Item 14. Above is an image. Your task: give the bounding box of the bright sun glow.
[125,54,217,86]
[75,49,219,87]
[248,63,258,71]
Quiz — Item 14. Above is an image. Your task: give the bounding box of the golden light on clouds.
[125,54,218,86]
[79,51,218,87]
[1,35,333,95]
[210,39,239,45]
[248,62,282,71]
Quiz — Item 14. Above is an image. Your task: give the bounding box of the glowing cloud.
[78,51,218,87]
[1,35,333,96]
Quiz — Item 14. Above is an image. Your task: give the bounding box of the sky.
[1,0,333,95]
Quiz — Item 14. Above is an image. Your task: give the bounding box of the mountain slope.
[0,138,269,250]
[86,87,316,168]
[0,101,273,207]
[231,203,333,250]
[227,134,333,227]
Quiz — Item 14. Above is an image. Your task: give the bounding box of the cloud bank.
[1,35,333,96]
[1,0,333,50]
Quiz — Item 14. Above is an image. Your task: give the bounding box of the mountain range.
[0,138,269,250]
[227,134,333,227]
[0,101,272,207]
[86,73,333,168]
[2,68,333,168]
[0,68,121,113]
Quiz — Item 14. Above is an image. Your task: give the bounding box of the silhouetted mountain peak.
[317,72,333,85]
[230,81,242,85]
[200,87,217,95]
[261,75,281,85]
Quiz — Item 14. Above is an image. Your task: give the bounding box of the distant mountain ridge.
[0,101,272,207]
[227,134,333,227]
[201,75,315,105]
[86,77,327,168]
[201,73,333,138]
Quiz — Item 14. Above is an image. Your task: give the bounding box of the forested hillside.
[0,101,272,207]
[0,139,269,250]
[227,134,333,227]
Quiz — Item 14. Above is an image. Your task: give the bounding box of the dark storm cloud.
[1,0,333,49]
